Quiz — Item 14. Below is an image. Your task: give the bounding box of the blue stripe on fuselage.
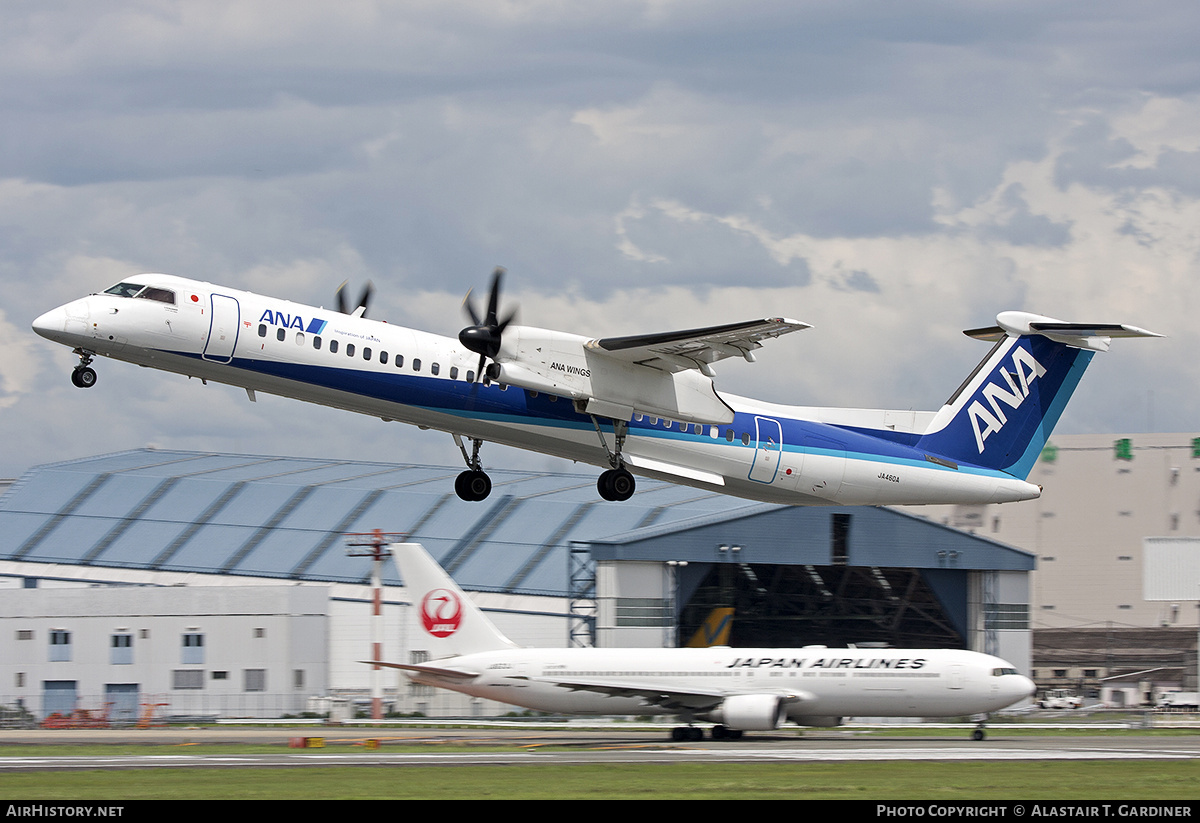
[168,350,1005,478]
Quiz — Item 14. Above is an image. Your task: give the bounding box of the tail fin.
[686,607,734,647]
[392,541,518,658]
[917,312,1160,479]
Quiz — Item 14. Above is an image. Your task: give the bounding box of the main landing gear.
[71,349,97,389]
[591,416,636,502]
[452,434,492,502]
[670,724,743,741]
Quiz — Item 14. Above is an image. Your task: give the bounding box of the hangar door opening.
[678,563,966,650]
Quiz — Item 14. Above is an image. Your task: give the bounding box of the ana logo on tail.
[420,589,464,638]
[967,346,1047,453]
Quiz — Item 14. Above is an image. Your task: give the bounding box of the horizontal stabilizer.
[964,312,1162,352]
[360,660,479,681]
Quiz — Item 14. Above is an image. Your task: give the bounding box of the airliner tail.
[392,541,518,657]
[916,312,1160,480]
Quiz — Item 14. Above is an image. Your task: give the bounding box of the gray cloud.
[2,1,1198,477]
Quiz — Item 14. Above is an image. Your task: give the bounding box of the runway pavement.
[1,727,1197,770]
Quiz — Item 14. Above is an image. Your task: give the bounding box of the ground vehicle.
[1157,691,1200,709]
[1038,688,1083,709]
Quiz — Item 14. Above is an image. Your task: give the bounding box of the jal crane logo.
[420,588,464,638]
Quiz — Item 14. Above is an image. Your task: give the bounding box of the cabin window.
[258,324,267,338]
[725,429,734,442]
[313,336,322,350]
[380,351,388,364]
[466,370,475,383]
[346,343,355,357]
[363,347,372,360]
[413,359,421,372]
[449,366,458,380]
[395,355,404,368]
[329,340,339,353]
[741,433,750,446]
[276,328,286,342]
[431,363,440,376]
[295,332,304,346]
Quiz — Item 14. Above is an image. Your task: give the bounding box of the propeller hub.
[459,326,502,359]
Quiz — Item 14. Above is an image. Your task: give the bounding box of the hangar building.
[0,448,1032,720]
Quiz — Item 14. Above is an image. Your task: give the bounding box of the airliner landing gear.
[71,349,97,389]
[670,725,704,742]
[709,724,743,741]
[597,467,635,501]
[971,714,988,741]
[590,416,636,501]
[452,434,492,501]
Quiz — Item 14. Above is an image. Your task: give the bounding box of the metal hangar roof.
[0,449,1032,597]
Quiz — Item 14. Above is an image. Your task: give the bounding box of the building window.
[614,597,670,627]
[173,670,204,690]
[985,604,1029,630]
[831,513,851,565]
[244,669,267,692]
[49,630,71,662]
[16,630,32,641]
[212,671,228,681]
[182,633,204,665]
[294,670,305,689]
[111,633,133,666]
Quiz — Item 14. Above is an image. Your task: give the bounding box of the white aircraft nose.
[31,306,68,340]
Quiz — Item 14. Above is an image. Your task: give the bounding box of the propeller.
[459,266,518,383]
[336,280,375,318]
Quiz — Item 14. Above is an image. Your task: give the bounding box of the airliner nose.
[31,306,68,340]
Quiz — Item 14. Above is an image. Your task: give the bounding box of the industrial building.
[0,448,1031,721]
[902,432,1200,698]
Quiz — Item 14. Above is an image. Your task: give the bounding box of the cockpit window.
[102,283,176,305]
[137,287,176,305]
[991,667,1019,677]
[104,282,145,298]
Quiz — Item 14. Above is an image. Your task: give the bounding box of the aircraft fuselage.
[32,274,1045,506]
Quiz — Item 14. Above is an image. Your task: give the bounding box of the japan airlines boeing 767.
[370,541,1036,740]
[31,269,1158,505]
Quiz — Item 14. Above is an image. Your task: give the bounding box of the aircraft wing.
[587,317,810,374]
[530,674,807,713]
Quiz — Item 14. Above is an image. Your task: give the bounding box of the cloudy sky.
[1,1,1197,480]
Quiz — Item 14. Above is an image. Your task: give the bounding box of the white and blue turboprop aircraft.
[31,269,1158,505]
[371,540,1037,740]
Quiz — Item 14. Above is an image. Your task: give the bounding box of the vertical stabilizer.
[917,314,1159,480]
[392,541,518,657]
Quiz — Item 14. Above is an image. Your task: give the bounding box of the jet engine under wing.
[587,317,811,374]
[531,673,807,713]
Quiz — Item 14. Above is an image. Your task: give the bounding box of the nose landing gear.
[70,350,97,389]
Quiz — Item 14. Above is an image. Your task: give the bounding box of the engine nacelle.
[492,325,734,425]
[706,694,787,731]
